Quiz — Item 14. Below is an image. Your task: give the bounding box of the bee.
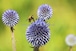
[28,15,35,22]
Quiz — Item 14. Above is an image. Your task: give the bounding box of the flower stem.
[69,46,72,51]
[33,46,39,51]
[10,27,16,51]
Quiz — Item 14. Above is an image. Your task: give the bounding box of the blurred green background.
[0,0,76,51]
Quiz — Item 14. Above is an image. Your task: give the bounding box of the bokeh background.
[0,0,76,51]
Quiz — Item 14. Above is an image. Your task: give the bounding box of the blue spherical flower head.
[37,4,53,20]
[2,9,19,27]
[26,19,50,47]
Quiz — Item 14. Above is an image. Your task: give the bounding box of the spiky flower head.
[2,9,19,27]
[26,18,50,47]
[65,34,76,46]
[37,4,53,20]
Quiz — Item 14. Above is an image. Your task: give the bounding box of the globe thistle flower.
[2,9,19,27]
[37,4,53,20]
[65,34,76,46]
[2,9,19,51]
[26,18,50,47]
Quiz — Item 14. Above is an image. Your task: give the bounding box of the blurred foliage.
[0,0,76,51]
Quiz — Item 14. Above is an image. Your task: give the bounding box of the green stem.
[69,46,72,51]
[10,27,16,51]
[34,46,39,51]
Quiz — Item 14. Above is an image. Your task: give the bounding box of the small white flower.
[37,4,53,20]
[65,34,76,46]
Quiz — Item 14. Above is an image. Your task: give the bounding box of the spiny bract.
[37,4,53,20]
[2,9,19,27]
[26,18,50,47]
